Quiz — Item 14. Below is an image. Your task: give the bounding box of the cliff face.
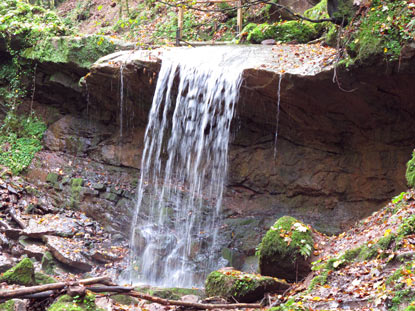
[27,44,415,270]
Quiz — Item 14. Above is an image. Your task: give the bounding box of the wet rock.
[41,251,57,275]
[19,238,49,261]
[180,295,200,303]
[0,253,14,273]
[23,215,80,238]
[89,248,121,263]
[0,258,36,286]
[257,216,314,282]
[44,235,93,272]
[205,268,289,302]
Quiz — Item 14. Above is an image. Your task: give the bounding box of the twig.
[8,207,26,229]
[0,219,10,229]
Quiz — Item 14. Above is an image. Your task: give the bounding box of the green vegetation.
[0,258,35,286]
[0,113,46,174]
[23,35,116,69]
[344,0,415,62]
[0,301,16,311]
[35,272,57,285]
[406,151,415,187]
[47,294,104,311]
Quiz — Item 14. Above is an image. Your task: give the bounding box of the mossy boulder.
[406,151,415,187]
[0,258,35,286]
[244,21,318,44]
[41,251,57,275]
[136,286,204,300]
[205,269,289,302]
[35,272,57,285]
[47,294,104,311]
[257,216,314,282]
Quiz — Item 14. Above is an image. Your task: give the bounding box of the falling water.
[119,63,125,138]
[128,47,249,288]
[30,63,37,115]
[274,74,283,158]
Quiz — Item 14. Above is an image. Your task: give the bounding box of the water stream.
[128,47,251,288]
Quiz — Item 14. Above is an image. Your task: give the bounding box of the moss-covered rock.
[22,35,116,69]
[258,216,314,282]
[0,258,35,285]
[135,286,204,300]
[47,294,104,311]
[41,251,57,275]
[205,269,289,302]
[244,20,318,44]
[0,300,15,311]
[406,151,415,187]
[35,272,57,285]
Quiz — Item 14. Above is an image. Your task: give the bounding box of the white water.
[128,47,251,288]
[274,74,283,158]
[119,63,125,138]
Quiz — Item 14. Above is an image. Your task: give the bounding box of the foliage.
[406,151,415,187]
[0,112,46,174]
[344,0,415,62]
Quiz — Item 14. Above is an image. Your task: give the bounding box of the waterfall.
[119,63,125,139]
[274,74,283,158]
[128,47,247,288]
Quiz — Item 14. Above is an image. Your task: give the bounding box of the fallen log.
[0,276,113,300]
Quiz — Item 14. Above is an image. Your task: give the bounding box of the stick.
[0,219,10,229]
[8,208,26,229]
[86,286,134,293]
[0,277,113,300]
[126,291,263,309]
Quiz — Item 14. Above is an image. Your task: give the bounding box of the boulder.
[257,216,314,282]
[0,253,15,273]
[205,268,289,302]
[0,258,35,286]
[44,235,93,272]
[23,215,81,238]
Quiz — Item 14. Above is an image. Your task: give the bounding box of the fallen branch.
[8,207,26,229]
[0,276,113,300]
[0,219,10,229]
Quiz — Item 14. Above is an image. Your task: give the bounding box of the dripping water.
[274,74,283,158]
[119,63,125,139]
[127,47,251,288]
[30,63,37,115]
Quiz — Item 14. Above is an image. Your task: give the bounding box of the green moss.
[258,216,313,267]
[0,258,35,286]
[406,152,415,187]
[47,294,104,311]
[398,215,415,237]
[41,251,56,275]
[0,300,15,311]
[244,20,319,44]
[35,272,57,285]
[23,35,116,69]
[344,0,414,62]
[135,287,203,300]
[205,269,285,302]
[110,295,139,305]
